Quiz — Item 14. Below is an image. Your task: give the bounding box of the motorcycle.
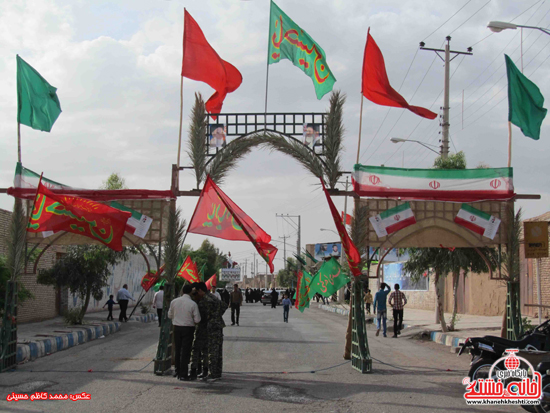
[458,319,550,381]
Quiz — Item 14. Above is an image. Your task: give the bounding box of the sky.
[1,0,549,275]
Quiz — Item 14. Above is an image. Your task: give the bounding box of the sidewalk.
[314,302,537,350]
[14,309,156,365]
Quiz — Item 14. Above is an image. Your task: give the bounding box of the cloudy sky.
[1,0,549,274]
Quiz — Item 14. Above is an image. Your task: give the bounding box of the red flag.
[28,181,131,251]
[341,211,351,225]
[362,29,437,120]
[321,179,362,276]
[177,256,200,283]
[187,176,278,273]
[141,272,159,292]
[182,9,243,118]
[294,272,303,309]
[205,273,217,289]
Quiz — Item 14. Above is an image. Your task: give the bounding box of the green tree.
[37,245,130,323]
[101,173,127,190]
[277,257,298,287]
[174,240,227,292]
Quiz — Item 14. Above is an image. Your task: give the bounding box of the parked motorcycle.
[458,319,550,380]
[535,361,550,413]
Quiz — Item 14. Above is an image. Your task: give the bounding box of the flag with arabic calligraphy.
[295,271,312,312]
[321,179,362,276]
[187,176,278,273]
[28,181,131,251]
[141,272,160,292]
[268,1,336,99]
[309,258,349,298]
[205,273,217,289]
[177,256,200,283]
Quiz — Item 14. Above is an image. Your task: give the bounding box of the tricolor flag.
[369,202,416,238]
[110,201,153,239]
[454,204,501,240]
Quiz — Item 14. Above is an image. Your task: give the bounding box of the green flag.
[268,1,336,99]
[293,253,307,266]
[505,54,547,140]
[17,55,62,132]
[153,279,166,292]
[309,257,349,298]
[296,270,313,312]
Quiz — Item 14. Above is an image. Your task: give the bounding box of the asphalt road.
[0,303,517,413]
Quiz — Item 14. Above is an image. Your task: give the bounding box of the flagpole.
[508,121,512,168]
[264,0,272,126]
[17,122,21,163]
[356,94,364,164]
[176,75,184,170]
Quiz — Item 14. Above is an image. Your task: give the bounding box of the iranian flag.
[110,201,153,239]
[454,204,501,240]
[369,202,416,238]
[353,164,514,202]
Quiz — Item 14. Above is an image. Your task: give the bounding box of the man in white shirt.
[211,286,221,300]
[116,284,134,322]
[168,284,201,381]
[152,286,164,327]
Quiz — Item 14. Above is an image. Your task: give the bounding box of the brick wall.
[0,207,62,323]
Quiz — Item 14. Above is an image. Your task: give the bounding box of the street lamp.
[390,137,440,155]
[487,21,550,35]
[320,228,338,236]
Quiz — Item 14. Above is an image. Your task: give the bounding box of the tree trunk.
[450,271,459,331]
[79,282,92,323]
[435,271,447,332]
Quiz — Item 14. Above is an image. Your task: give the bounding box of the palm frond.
[7,199,27,281]
[163,207,187,283]
[206,135,264,185]
[186,93,207,189]
[324,90,346,189]
[502,206,522,282]
[261,132,325,180]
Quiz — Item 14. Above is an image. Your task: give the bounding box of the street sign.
[524,222,548,259]
[220,268,241,281]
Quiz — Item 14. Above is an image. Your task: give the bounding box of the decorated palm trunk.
[351,279,371,373]
[1,281,18,372]
[154,283,173,375]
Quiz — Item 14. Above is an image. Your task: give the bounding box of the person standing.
[116,284,134,322]
[204,285,228,382]
[270,288,278,309]
[103,295,117,321]
[364,289,373,315]
[230,284,243,326]
[373,283,391,337]
[282,294,291,323]
[190,282,209,380]
[388,284,407,338]
[168,284,201,381]
[211,285,221,301]
[152,286,164,327]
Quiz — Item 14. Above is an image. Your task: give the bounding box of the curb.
[428,331,467,348]
[16,313,157,364]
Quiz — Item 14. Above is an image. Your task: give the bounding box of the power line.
[422,0,473,42]
[448,0,492,36]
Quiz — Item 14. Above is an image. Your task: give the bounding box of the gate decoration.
[352,164,515,202]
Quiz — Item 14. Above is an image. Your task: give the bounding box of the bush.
[140,303,150,314]
[64,307,83,325]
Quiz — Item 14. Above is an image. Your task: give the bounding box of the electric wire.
[422,0,474,42]
[448,0,492,36]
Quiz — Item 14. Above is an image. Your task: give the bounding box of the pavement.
[13,309,157,364]
[0,302,516,413]
[315,301,539,351]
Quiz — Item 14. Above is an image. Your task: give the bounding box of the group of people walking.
[167,282,231,382]
[371,282,407,338]
[244,288,263,303]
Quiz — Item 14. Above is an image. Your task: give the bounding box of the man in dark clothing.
[230,284,243,326]
[221,288,230,306]
[204,285,227,382]
[190,283,209,380]
[270,288,278,309]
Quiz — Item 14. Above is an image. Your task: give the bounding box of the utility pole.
[276,213,301,265]
[420,36,472,160]
[279,235,289,268]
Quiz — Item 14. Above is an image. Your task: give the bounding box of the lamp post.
[487,21,550,35]
[390,137,440,155]
[320,228,338,236]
